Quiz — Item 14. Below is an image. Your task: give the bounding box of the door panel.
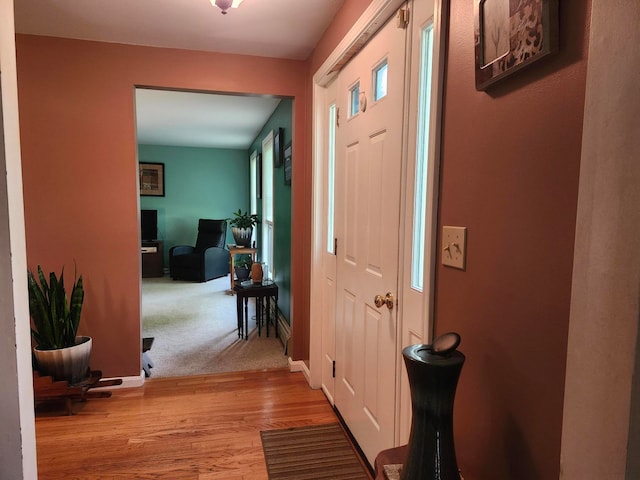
[342,289,358,394]
[345,143,360,262]
[321,274,335,396]
[321,79,338,402]
[363,304,382,418]
[334,7,407,465]
[398,0,441,442]
[365,131,387,275]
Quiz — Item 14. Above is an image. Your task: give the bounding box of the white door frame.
[395,0,450,443]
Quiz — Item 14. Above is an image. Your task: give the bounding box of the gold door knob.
[374,292,394,310]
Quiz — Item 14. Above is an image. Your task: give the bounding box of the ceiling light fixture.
[210,0,244,15]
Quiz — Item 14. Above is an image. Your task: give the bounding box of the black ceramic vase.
[400,343,465,480]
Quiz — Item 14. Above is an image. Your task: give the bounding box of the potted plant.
[229,209,259,247]
[28,265,91,385]
[233,254,252,281]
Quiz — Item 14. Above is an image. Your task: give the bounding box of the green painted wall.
[137,100,293,324]
[138,145,249,266]
[249,99,293,324]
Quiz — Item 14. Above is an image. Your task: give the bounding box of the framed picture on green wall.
[283,142,292,186]
[274,127,284,167]
[257,153,262,199]
[139,162,165,196]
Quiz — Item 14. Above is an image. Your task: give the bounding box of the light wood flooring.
[35,368,371,480]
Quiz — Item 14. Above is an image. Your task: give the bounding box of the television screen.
[141,209,157,241]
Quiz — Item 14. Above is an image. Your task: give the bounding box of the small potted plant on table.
[233,254,252,281]
[229,209,259,247]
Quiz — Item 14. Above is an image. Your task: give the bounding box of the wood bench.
[33,370,123,415]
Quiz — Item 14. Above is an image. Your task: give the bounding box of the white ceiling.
[14,0,345,149]
[135,89,283,149]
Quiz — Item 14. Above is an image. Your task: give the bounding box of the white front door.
[333,8,408,465]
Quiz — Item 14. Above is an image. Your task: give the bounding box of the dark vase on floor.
[400,343,465,480]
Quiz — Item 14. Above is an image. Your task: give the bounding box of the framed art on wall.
[474,0,559,91]
[257,153,263,199]
[139,162,165,196]
[283,142,292,186]
[274,128,284,167]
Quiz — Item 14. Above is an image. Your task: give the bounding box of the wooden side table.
[227,245,258,294]
[142,241,163,277]
[233,279,278,340]
[33,370,123,415]
[374,445,407,479]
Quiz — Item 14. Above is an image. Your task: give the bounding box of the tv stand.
[142,241,163,277]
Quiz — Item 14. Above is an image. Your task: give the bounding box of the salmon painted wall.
[16,35,308,377]
[308,0,374,75]
[437,1,591,478]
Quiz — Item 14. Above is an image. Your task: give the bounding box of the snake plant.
[27,265,84,350]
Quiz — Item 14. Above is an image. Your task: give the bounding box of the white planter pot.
[34,336,92,385]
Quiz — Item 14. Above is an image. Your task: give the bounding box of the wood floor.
[35,368,370,480]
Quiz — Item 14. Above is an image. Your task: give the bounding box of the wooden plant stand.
[33,370,123,415]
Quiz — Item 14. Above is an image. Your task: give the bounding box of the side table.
[233,279,278,340]
[227,245,258,294]
[33,370,123,415]
[142,241,163,277]
[374,445,407,479]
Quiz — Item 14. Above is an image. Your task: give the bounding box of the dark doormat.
[260,423,370,479]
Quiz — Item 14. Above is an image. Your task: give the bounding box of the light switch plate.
[442,226,467,270]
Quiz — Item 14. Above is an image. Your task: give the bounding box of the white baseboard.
[277,309,311,383]
[321,384,335,405]
[277,317,289,350]
[93,370,145,390]
[273,310,290,353]
[288,357,311,383]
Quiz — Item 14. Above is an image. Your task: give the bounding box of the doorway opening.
[134,87,293,378]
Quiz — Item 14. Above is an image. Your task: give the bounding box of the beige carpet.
[142,275,288,377]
